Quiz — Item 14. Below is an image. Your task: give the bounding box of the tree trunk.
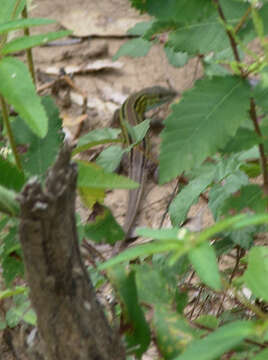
[18,143,125,360]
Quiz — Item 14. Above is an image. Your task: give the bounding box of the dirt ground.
[0,1,213,359]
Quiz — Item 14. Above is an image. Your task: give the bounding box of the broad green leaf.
[253,67,268,112]
[96,146,124,173]
[209,170,249,220]
[164,47,188,68]
[130,0,214,23]
[0,185,19,216]
[137,227,181,240]
[166,1,249,55]
[0,156,25,191]
[188,242,222,291]
[2,30,71,54]
[135,263,174,305]
[159,76,251,183]
[6,294,36,327]
[84,204,124,244]
[244,246,268,302]
[222,127,261,154]
[173,321,255,360]
[0,18,55,35]
[108,266,150,357]
[228,226,256,250]
[113,38,152,60]
[12,96,64,176]
[252,348,268,360]
[153,305,196,359]
[0,57,48,137]
[77,160,138,189]
[0,0,26,24]
[169,169,215,226]
[222,184,268,215]
[73,128,121,156]
[127,21,154,36]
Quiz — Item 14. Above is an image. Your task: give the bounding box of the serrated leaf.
[164,47,188,68]
[77,160,138,189]
[127,21,154,36]
[159,76,251,183]
[188,242,222,291]
[73,128,121,156]
[96,146,124,173]
[113,38,152,60]
[108,266,150,357]
[2,30,72,54]
[153,305,196,360]
[173,321,254,360]
[244,246,268,302]
[167,1,249,55]
[222,184,268,215]
[209,170,249,220]
[0,57,48,137]
[169,169,215,226]
[131,0,214,23]
[84,204,124,244]
[11,96,64,176]
[0,18,55,35]
[0,156,25,191]
[222,127,261,154]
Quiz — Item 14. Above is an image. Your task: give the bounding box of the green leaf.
[0,57,48,137]
[96,146,124,173]
[188,242,222,291]
[0,286,27,300]
[108,266,150,357]
[0,18,55,35]
[135,263,174,305]
[77,160,138,189]
[169,169,215,226]
[173,321,254,360]
[0,156,25,191]
[252,348,268,360]
[194,315,219,330]
[167,1,249,56]
[164,47,188,68]
[244,247,268,302]
[159,76,251,183]
[209,170,249,220]
[73,128,121,156]
[0,0,26,24]
[2,30,72,54]
[222,127,261,154]
[153,305,196,359]
[84,204,124,244]
[222,184,268,215]
[127,21,154,36]
[113,38,152,60]
[131,0,214,23]
[0,185,19,216]
[98,240,182,271]
[12,96,64,176]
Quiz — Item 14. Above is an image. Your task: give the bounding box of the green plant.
[3,0,268,359]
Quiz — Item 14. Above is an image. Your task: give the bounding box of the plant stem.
[0,96,23,172]
[249,98,268,194]
[213,0,246,77]
[22,5,36,85]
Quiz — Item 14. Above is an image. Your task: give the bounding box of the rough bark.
[18,143,125,360]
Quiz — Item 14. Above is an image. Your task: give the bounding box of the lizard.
[113,86,177,243]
